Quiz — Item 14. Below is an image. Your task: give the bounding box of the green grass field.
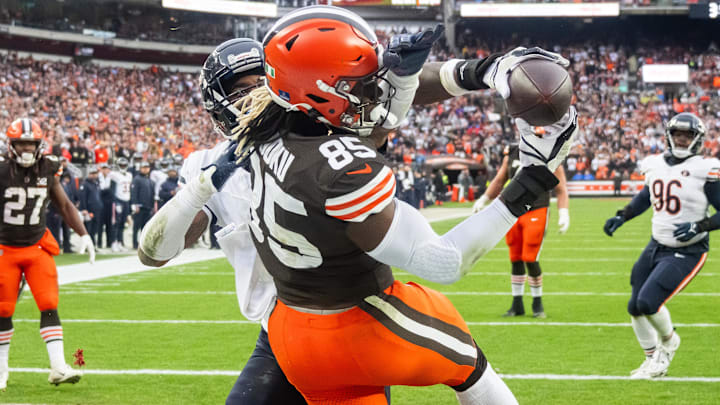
[4,198,719,404]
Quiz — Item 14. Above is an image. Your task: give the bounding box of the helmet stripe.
[264,6,377,48]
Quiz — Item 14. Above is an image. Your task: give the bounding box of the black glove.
[382,25,444,76]
[603,213,625,237]
[202,141,243,191]
[673,222,701,242]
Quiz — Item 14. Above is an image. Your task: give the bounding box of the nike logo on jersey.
[347,164,372,175]
[674,253,685,259]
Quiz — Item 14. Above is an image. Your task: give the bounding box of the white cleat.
[48,364,82,386]
[0,369,8,391]
[630,354,656,380]
[647,332,681,378]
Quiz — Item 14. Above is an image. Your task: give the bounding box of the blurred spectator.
[98,163,114,249]
[60,172,79,253]
[130,162,155,250]
[158,167,180,209]
[79,166,103,245]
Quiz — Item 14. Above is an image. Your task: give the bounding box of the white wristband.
[440,59,472,97]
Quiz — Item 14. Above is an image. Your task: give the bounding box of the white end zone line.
[7,367,720,382]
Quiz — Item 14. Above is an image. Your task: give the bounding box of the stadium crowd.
[1,22,719,227]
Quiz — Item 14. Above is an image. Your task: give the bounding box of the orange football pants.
[268,281,483,405]
[505,206,548,263]
[0,229,60,317]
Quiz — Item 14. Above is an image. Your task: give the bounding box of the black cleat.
[502,296,525,317]
[532,297,546,318]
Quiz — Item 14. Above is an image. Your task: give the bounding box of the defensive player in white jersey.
[604,113,720,379]
[138,38,306,405]
[109,157,133,252]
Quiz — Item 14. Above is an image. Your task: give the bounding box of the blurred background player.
[109,157,132,252]
[0,118,95,390]
[604,113,720,379]
[473,143,570,318]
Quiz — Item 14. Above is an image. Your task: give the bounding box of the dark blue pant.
[226,328,306,405]
[113,200,130,245]
[99,200,113,248]
[132,208,152,249]
[627,239,707,316]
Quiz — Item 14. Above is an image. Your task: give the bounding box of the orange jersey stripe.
[325,171,394,211]
[333,181,396,221]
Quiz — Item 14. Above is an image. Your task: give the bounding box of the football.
[504,58,573,126]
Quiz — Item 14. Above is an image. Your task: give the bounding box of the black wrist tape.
[499,165,558,217]
[455,53,503,91]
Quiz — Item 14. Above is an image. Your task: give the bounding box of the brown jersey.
[506,144,550,210]
[248,133,396,309]
[0,155,62,246]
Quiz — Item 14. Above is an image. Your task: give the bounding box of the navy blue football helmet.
[665,112,705,159]
[200,38,264,138]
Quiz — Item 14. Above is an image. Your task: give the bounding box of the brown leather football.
[504,58,573,126]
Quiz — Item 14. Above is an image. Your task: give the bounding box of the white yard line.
[56,248,226,286]
[7,367,720,382]
[10,319,720,328]
[35,290,720,298]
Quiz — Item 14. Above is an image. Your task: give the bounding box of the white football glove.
[558,208,570,234]
[517,106,578,172]
[79,234,96,264]
[483,46,570,99]
[472,195,490,214]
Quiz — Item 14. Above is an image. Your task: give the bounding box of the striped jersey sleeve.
[706,158,720,182]
[325,162,396,223]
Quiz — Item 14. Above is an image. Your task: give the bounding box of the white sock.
[510,275,526,296]
[456,363,518,405]
[0,328,12,371]
[631,316,657,356]
[528,276,542,298]
[40,326,66,369]
[647,306,674,341]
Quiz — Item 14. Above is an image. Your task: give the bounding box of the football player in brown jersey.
[219,6,577,405]
[0,118,95,390]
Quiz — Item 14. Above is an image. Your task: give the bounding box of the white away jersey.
[150,170,168,199]
[180,140,275,323]
[639,154,720,247]
[109,171,133,201]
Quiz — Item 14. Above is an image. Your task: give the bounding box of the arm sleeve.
[621,186,651,221]
[700,181,720,232]
[367,198,516,284]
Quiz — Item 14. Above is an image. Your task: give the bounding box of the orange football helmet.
[263,6,388,136]
[5,118,46,167]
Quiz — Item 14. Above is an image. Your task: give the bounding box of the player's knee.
[626,298,641,317]
[39,308,61,328]
[0,302,16,318]
[635,296,659,316]
[521,253,539,264]
[452,343,488,392]
[510,261,525,276]
[525,261,542,277]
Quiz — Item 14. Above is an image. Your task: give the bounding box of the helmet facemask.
[10,139,45,167]
[665,113,705,159]
[203,71,265,139]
